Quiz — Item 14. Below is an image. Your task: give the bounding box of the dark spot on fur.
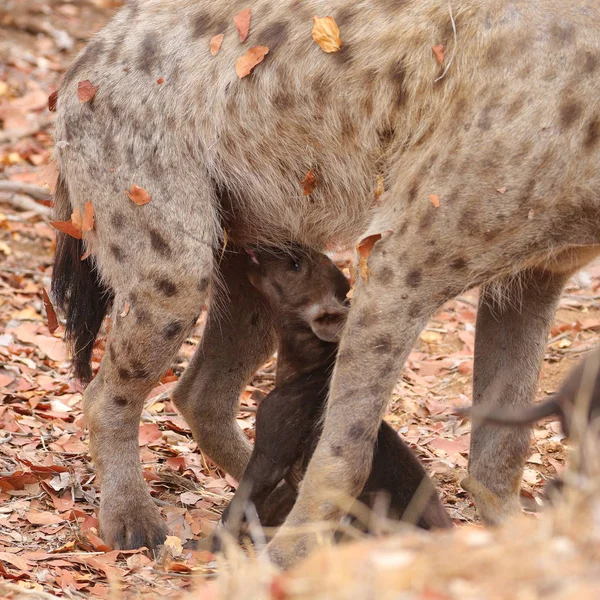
[486,39,502,63]
[406,269,422,288]
[198,278,210,294]
[273,91,295,110]
[336,6,357,27]
[408,302,421,319]
[191,12,212,38]
[398,221,409,236]
[376,265,395,284]
[349,422,367,439]
[114,395,128,407]
[407,183,419,204]
[426,250,442,267]
[356,309,380,329]
[331,444,344,457]
[110,244,124,262]
[149,229,171,257]
[138,33,158,74]
[419,210,436,230]
[250,311,260,327]
[559,100,582,129]
[118,367,131,380]
[450,257,468,270]
[388,60,406,107]
[583,52,599,74]
[584,118,600,149]
[108,343,117,362]
[373,335,393,354]
[550,23,575,43]
[507,95,526,120]
[130,359,150,379]
[156,278,177,296]
[258,21,289,52]
[163,320,183,340]
[334,44,353,66]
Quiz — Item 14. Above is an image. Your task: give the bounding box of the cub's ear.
[310,305,348,342]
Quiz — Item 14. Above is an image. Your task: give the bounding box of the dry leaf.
[77,79,98,103]
[234,8,251,42]
[432,44,445,64]
[312,16,342,53]
[81,201,95,232]
[50,218,83,239]
[126,184,151,205]
[497,186,507,194]
[81,245,92,261]
[429,194,440,208]
[356,233,382,282]
[210,34,224,56]
[71,206,82,230]
[48,90,58,112]
[235,46,269,78]
[375,175,384,199]
[164,535,184,557]
[42,288,58,333]
[157,77,164,84]
[120,302,130,318]
[302,169,317,195]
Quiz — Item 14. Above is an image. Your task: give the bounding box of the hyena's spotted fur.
[52,0,600,566]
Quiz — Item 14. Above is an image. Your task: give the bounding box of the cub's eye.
[290,258,301,272]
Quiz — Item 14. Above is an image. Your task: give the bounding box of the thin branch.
[0,181,52,201]
[0,193,52,217]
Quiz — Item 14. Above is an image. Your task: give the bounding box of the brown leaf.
[77,80,98,103]
[48,90,58,112]
[312,16,342,53]
[71,206,82,230]
[42,288,58,333]
[168,562,192,573]
[120,301,130,318]
[235,46,269,78]
[50,218,83,239]
[25,510,65,525]
[126,184,151,205]
[429,194,440,208]
[157,77,164,84]
[301,169,317,195]
[375,175,384,200]
[81,201,95,232]
[210,34,224,56]
[234,8,251,42]
[432,44,445,64]
[356,233,381,282]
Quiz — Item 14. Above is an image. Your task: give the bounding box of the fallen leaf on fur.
[157,77,164,84]
[81,246,92,261]
[235,46,269,78]
[356,232,388,282]
[126,184,151,205]
[301,169,317,195]
[375,175,384,199]
[312,16,342,53]
[210,34,224,56]
[429,194,440,208]
[497,186,507,194]
[234,8,251,42]
[120,302,130,318]
[48,90,58,112]
[42,288,58,333]
[50,218,82,239]
[77,80,98,103]
[81,201,94,232]
[432,44,445,64]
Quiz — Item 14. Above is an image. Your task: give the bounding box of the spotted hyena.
[51,0,600,567]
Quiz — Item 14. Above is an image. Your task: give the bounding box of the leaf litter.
[1,2,600,598]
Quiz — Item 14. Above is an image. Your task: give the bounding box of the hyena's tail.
[51,174,113,382]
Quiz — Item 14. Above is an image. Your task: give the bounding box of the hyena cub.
[218,248,451,543]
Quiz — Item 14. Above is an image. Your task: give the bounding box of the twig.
[435,0,457,82]
[0,181,52,201]
[239,405,257,413]
[0,193,52,217]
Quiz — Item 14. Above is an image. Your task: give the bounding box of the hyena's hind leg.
[172,250,277,480]
[463,268,573,523]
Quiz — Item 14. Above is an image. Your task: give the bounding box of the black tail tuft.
[51,175,113,382]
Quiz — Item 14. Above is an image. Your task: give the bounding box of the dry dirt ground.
[1,2,600,598]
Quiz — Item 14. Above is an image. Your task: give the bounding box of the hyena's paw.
[99,497,168,551]
[461,475,521,526]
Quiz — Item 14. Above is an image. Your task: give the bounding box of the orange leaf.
[126,184,151,205]
[312,16,342,53]
[210,34,224,56]
[157,77,164,84]
[234,8,251,42]
[81,201,95,232]
[25,510,65,525]
[235,46,269,78]
[42,288,58,334]
[375,175,384,199]
[48,90,58,112]
[50,219,82,239]
[81,246,92,261]
[301,169,317,195]
[71,206,82,230]
[168,562,192,574]
[356,232,392,282]
[429,194,440,208]
[77,79,98,103]
[432,44,445,64]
